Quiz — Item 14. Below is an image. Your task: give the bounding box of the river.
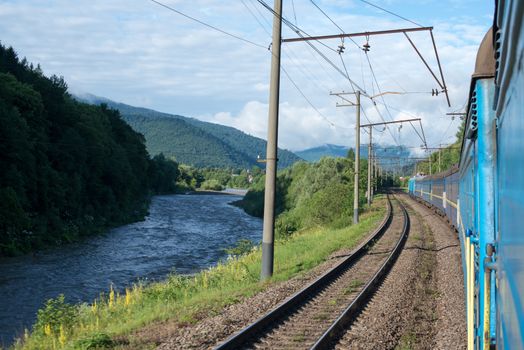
[0,193,262,346]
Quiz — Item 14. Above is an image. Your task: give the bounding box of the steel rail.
[311,194,410,349]
[214,195,396,350]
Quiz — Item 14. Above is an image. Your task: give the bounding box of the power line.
[360,59,428,148]
[284,48,332,92]
[363,51,414,146]
[309,0,345,33]
[242,0,344,131]
[255,0,338,53]
[243,0,335,94]
[256,0,371,97]
[438,118,456,145]
[356,0,423,28]
[308,0,361,49]
[241,0,272,37]
[290,0,298,26]
[149,0,267,49]
[282,67,352,130]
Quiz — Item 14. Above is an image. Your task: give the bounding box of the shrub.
[200,179,224,191]
[75,332,114,349]
[224,239,255,257]
[34,294,78,335]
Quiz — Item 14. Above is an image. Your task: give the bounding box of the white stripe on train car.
[443,191,447,209]
[419,190,458,209]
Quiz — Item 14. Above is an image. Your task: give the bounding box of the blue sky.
[0,0,493,151]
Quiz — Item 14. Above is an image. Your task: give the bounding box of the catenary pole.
[367,126,372,206]
[329,91,361,224]
[354,91,361,224]
[261,0,282,280]
[373,152,377,194]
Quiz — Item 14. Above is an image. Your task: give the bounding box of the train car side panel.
[494,0,524,345]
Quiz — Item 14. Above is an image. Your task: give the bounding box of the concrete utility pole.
[371,151,378,194]
[354,91,361,224]
[261,0,282,280]
[367,126,372,206]
[360,118,422,189]
[331,91,361,224]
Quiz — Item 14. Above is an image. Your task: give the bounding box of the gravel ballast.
[335,194,466,349]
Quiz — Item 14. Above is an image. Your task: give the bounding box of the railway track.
[215,194,410,350]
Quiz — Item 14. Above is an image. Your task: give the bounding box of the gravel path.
[335,193,466,350]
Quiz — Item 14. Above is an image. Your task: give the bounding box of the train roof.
[472,27,496,80]
[413,165,459,181]
[467,27,496,107]
[459,27,496,165]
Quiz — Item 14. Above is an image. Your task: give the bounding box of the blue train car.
[409,168,459,227]
[493,0,524,347]
[459,29,497,349]
[408,17,524,347]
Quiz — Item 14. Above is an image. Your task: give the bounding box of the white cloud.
[0,0,492,154]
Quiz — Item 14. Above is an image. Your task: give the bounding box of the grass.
[343,279,365,295]
[13,199,386,350]
[395,332,417,350]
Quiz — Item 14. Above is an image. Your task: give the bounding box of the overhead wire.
[308,0,361,49]
[242,0,351,131]
[438,118,456,145]
[150,0,429,150]
[356,0,423,28]
[246,0,339,87]
[363,52,401,145]
[149,0,267,49]
[150,0,350,134]
[243,0,339,94]
[306,0,415,146]
[365,52,408,93]
[336,53,374,126]
[281,67,352,130]
[241,0,272,37]
[284,48,333,92]
[364,51,428,148]
[256,0,370,95]
[290,0,298,26]
[255,0,338,53]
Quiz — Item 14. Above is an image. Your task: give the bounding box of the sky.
[0,0,493,153]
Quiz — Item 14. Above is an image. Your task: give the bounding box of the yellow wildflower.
[44,324,52,337]
[108,285,115,308]
[58,324,66,347]
[125,288,132,306]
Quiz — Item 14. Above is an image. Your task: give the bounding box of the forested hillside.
[235,156,372,238]
[77,94,302,169]
[295,144,412,169]
[0,44,180,256]
[295,144,350,161]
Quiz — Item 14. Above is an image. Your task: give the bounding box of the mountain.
[76,94,302,169]
[296,144,412,170]
[295,144,350,161]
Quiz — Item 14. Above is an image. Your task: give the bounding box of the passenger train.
[408,1,523,348]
